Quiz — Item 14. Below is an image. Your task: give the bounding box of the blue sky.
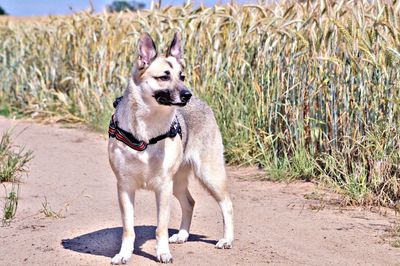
[0,0,248,16]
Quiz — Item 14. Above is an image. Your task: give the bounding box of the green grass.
[0,1,399,206]
[2,185,19,225]
[0,130,33,225]
[0,130,33,182]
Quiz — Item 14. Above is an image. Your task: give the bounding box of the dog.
[108,32,234,264]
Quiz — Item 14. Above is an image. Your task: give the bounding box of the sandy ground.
[0,116,399,266]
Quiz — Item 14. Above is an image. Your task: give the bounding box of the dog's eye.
[179,73,185,81]
[156,76,170,81]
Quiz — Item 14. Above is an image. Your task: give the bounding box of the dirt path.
[0,117,399,266]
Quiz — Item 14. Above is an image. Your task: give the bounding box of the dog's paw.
[215,238,233,249]
[169,230,189,244]
[111,252,131,265]
[157,252,173,264]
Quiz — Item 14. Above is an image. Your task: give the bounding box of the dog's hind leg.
[170,166,195,244]
[111,181,135,265]
[194,158,234,249]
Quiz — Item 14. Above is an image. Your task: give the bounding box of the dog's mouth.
[153,90,188,107]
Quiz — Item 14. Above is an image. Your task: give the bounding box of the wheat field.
[0,0,399,206]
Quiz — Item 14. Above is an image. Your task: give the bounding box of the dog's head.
[132,32,192,107]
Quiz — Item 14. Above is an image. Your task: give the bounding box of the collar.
[108,97,182,151]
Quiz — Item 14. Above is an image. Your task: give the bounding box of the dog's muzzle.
[154,90,172,105]
[153,89,192,107]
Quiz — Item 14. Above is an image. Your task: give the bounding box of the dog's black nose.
[180,90,192,103]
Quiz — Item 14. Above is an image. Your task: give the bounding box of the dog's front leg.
[111,182,135,265]
[155,180,173,263]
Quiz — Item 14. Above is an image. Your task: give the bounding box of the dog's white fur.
[108,32,234,264]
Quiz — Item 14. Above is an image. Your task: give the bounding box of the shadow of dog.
[61,225,215,262]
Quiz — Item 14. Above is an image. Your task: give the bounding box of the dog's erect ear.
[167,32,183,60]
[137,33,157,69]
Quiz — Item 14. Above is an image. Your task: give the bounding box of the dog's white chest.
[108,137,183,189]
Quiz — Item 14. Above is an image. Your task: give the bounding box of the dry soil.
[0,117,399,266]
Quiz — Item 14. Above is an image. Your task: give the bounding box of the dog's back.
[177,96,225,166]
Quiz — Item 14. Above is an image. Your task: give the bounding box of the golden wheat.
[0,0,399,206]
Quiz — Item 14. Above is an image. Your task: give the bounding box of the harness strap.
[109,114,182,151]
[148,119,182,144]
[108,115,147,151]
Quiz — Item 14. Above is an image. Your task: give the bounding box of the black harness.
[108,97,182,151]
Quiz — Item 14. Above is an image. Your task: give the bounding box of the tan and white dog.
[108,32,234,264]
